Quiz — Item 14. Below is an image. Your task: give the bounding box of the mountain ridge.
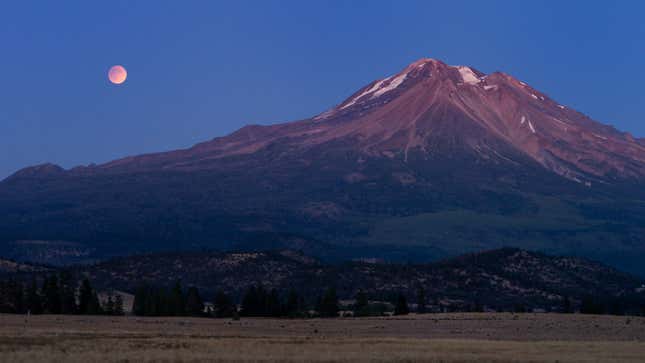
[8,58,644,183]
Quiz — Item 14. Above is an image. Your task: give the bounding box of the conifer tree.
[394,293,409,315]
[42,275,61,314]
[169,281,185,316]
[562,296,572,314]
[87,290,103,315]
[213,290,235,318]
[58,271,77,314]
[26,279,42,314]
[267,289,281,317]
[416,285,427,314]
[78,279,94,314]
[285,289,300,317]
[114,294,125,316]
[353,290,369,317]
[319,287,339,318]
[241,285,260,316]
[104,294,115,315]
[133,284,149,316]
[185,286,204,317]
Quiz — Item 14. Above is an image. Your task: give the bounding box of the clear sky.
[2,1,644,178]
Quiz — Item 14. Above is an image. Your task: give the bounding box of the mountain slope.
[40,58,642,182]
[1,58,644,274]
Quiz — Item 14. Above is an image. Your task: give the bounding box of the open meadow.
[1,313,644,362]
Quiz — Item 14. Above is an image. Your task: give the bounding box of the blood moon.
[108,65,127,84]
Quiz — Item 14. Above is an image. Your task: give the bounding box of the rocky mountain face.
[37,248,645,312]
[1,58,644,274]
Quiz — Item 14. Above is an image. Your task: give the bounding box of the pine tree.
[78,279,94,314]
[133,284,149,316]
[285,289,300,317]
[267,289,282,317]
[169,281,185,316]
[0,279,24,313]
[241,285,260,317]
[114,294,125,316]
[562,296,572,314]
[87,291,103,315]
[213,290,235,318]
[353,290,369,317]
[25,279,42,314]
[319,287,339,318]
[185,286,204,317]
[104,294,115,315]
[394,293,409,315]
[12,280,25,314]
[42,275,61,314]
[416,285,427,314]
[58,271,77,314]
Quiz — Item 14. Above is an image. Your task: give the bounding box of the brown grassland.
[1,313,644,362]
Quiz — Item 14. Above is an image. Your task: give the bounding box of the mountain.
[1,58,644,274]
[23,248,645,313]
[77,58,645,182]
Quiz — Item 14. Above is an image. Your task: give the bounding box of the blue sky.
[1,1,644,178]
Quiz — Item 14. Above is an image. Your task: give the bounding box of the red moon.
[108,65,127,84]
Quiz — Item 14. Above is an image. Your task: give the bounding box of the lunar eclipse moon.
[108,65,127,84]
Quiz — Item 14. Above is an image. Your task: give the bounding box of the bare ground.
[0,313,644,362]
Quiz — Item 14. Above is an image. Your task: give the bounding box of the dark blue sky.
[2,1,644,178]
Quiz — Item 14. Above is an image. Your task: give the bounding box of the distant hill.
[50,248,644,312]
[0,258,49,275]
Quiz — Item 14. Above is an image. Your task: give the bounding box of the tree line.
[2,275,644,317]
[0,273,123,315]
[131,283,410,318]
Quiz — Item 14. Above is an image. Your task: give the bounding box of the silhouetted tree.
[285,289,301,317]
[416,285,427,314]
[513,303,527,313]
[168,281,185,316]
[241,285,270,317]
[580,297,605,315]
[58,271,77,314]
[78,279,94,314]
[88,290,103,315]
[267,289,282,317]
[318,287,339,318]
[213,290,235,318]
[104,294,115,315]
[0,279,24,313]
[394,293,409,315]
[42,275,61,314]
[353,290,369,317]
[133,284,149,316]
[608,298,625,316]
[25,279,42,314]
[114,294,125,316]
[561,296,572,314]
[185,286,204,317]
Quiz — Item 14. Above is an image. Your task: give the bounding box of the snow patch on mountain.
[372,72,408,98]
[528,120,536,133]
[341,78,389,109]
[456,66,481,85]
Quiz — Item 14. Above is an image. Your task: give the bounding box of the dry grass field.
[1,313,644,362]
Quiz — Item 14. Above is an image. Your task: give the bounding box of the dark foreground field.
[1,313,644,362]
